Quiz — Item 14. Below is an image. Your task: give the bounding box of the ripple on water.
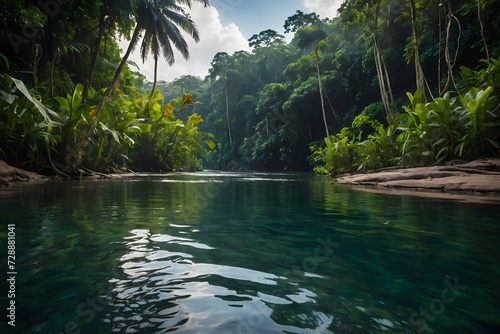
[105,229,316,333]
[5,172,498,333]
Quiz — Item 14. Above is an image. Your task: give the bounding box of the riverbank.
[0,159,46,186]
[333,158,500,194]
[0,159,119,186]
[3,158,500,197]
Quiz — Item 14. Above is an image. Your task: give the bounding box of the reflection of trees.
[3,183,120,332]
[2,174,499,333]
[306,177,500,332]
[2,177,209,332]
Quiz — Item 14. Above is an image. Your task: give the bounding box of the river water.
[1,172,499,333]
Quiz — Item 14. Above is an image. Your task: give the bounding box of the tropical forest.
[2,1,500,334]
[1,0,499,176]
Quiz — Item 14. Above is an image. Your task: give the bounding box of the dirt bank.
[0,159,45,186]
[0,159,119,186]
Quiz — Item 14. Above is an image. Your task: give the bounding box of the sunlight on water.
[159,180,225,184]
[0,172,499,333]
[237,178,300,182]
[103,225,332,333]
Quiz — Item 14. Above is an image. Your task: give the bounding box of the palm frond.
[159,16,189,61]
[162,8,200,42]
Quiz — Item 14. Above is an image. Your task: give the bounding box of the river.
[1,172,499,333]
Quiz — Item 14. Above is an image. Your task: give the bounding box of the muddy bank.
[0,159,122,186]
[0,159,46,186]
[333,158,500,194]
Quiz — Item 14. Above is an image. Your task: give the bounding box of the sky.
[119,0,344,83]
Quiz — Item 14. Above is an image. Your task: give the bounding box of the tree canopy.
[1,0,499,174]
[196,0,500,171]
[0,0,213,175]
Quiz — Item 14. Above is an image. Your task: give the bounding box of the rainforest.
[2,2,500,334]
[1,0,499,174]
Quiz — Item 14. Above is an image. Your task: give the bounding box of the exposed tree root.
[81,166,112,179]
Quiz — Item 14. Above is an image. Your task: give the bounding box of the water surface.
[1,172,499,333]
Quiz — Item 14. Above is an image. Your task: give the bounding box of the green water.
[1,172,499,333]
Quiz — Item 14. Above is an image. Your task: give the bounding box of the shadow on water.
[0,172,499,333]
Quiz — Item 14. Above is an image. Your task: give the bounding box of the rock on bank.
[333,159,500,194]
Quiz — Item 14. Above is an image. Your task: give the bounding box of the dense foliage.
[0,0,213,174]
[193,0,500,172]
[1,0,499,175]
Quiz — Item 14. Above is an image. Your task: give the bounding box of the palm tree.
[83,0,137,100]
[140,0,202,105]
[95,0,210,117]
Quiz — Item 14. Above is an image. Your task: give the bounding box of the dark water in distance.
[0,172,499,334]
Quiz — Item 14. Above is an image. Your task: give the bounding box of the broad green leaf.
[486,138,500,149]
[10,76,61,126]
[110,130,121,144]
[55,96,70,111]
[117,112,136,129]
[123,133,135,146]
[99,122,110,131]
[87,87,96,99]
[137,123,152,133]
[71,83,84,113]
[0,53,8,71]
[467,100,479,114]
[205,139,216,149]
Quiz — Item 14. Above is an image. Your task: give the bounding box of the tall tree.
[476,0,490,63]
[439,0,461,95]
[339,0,396,125]
[95,0,210,117]
[209,52,233,146]
[83,0,137,100]
[296,26,330,138]
[249,29,286,83]
[409,0,426,98]
[140,0,202,105]
[248,29,286,49]
[284,10,321,34]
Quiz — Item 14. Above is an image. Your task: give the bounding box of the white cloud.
[119,2,250,82]
[303,0,343,19]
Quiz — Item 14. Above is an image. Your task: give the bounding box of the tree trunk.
[224,80,233,146]
[373,37,388,114]
[371,3,394,125]
[372,35,394,125]
[477,0,490,63]
[409,0,426,98]
[95,25,141,117]
[148,55,159,105]
[440,1,459,96]
[315,48,329,138]
[83,6,105,100]
[380,43,395,112]
[438,7,442,93]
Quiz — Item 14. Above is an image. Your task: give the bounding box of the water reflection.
[106,227,331,333]
[0,172,499,333]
